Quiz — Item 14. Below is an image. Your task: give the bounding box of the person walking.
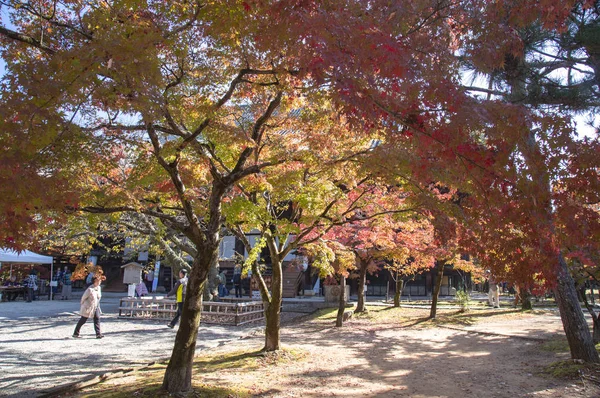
[487,272,501,308]
[167,269,188,329]
[60,266,72,300]
[73,275,104,339]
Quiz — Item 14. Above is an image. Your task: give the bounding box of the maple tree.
[349,0,600,360]
[0,0,334,391]
[303,239,357,327]
[227,156,401,347]
[381,217,438,307]
[321,186,421,313]
[2,2,599,392]
[450,1,600,362]
[0,0,431,389]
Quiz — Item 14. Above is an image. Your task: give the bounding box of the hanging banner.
[152,260,161,293]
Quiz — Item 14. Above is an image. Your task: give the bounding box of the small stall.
[0,248,54,300]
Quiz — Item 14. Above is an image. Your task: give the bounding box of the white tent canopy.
[0,248,55,299]
[0,248,53,264]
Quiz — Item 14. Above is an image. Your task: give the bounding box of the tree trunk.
[356,260,367,313]
[162,257,210,392]
[203,255,220,301]
[263,256,283,351]
[394,279,403,307]
[336,275,346,327]
[519,128,598,362]
[429,264,444,319]
[521,288,533,311]
[554,254,600,362]
[578,283,600,345]
[502,48,598,364]
[593,318,600,346]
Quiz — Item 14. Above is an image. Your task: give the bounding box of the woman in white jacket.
[73,275,104,339]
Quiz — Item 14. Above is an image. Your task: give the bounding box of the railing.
[118,296,264,326]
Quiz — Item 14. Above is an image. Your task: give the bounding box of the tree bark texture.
[162,256,211,392]
[578,284,600,345]
[203,255,220,301]
[394,279,403,307]
[336,275,346,327]
[263,256,283,351]
[356,260,367,313]
[521,289,533,311]
[514,126,598,362]
[554,254,600,362]
[429,264,444,319]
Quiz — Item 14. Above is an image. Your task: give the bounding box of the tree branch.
[0,25,55,54]
[165,1,205,38]
[179,69,280,151]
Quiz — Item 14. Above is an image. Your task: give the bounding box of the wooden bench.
[118,296,264,326]
[0,286,27,302]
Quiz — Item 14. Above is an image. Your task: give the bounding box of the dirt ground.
[77,306,600,398]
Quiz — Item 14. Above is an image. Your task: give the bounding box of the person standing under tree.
[25,269,38,303]
[145,268,154,292]
[218,269,227,297]
[60,266,72,300]
[233,265,242,298]
[52,268,63,299]
[73,275,105,339]
[167,269,188,329]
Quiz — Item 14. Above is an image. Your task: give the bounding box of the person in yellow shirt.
[167,269,188,328]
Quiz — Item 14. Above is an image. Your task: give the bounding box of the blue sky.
[0,6,7,76]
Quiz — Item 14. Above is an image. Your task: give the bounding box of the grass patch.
[310,307,339,321]
[79,373,251,398]
[544,360,587,379]
[255,348,309,366]
[195,347,308,372]
[72,348,309,398]
[353,306,413,323]
[194,349,264,372]
[540,340,600,355]
[428,308,530,327]
[540,339,570,353]
[307,306,425,327]
[307,304,549,331]
[544,360,600,387]
[430,312,476,326]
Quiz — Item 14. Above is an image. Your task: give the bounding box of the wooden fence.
[118,296,264,326]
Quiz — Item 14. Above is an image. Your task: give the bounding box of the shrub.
[455,290,471,312]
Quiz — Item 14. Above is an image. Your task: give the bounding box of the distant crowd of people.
[2,262,255,338]
[2,269,41,302]
[2,266,76,303]
[53,266,73,300]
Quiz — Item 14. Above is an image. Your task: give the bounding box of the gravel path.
[3,293,591,398]
[0,293,266,397]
